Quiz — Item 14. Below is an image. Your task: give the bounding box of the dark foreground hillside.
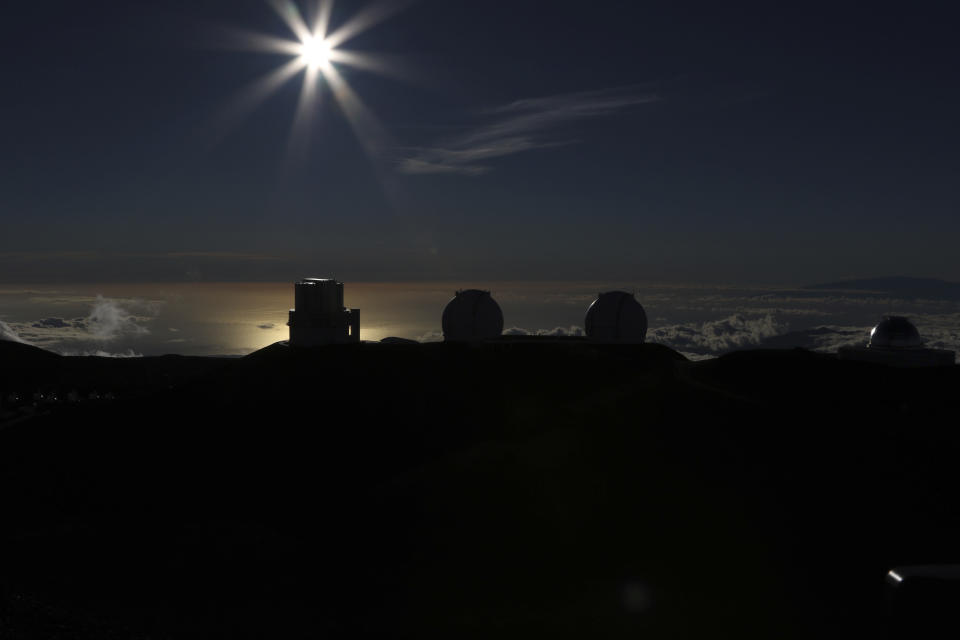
[0,339,958,638]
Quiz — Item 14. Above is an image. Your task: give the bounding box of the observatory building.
[584,291,648,343]
[287,278,360,347]
[838,316,954,367]
[442,290,503,342]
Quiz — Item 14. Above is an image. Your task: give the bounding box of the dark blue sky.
[2,0,958,284]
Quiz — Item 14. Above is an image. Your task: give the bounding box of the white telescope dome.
[584,291,648,343]
[442,290,504,342]
[869,316,922,348]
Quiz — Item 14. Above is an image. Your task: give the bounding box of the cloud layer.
[649,313,960,362]
[3,284,958,361]
[1,295,159,356]
[57,348,144,358]
[419,312,957,364]
[87,295,153,341]
[504,326,585,337]
[649,314,788,355]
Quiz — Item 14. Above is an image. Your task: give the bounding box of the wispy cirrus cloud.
[398,87,659,176]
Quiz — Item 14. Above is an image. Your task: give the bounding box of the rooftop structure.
[584,291,648,343]
[287,278,360,347]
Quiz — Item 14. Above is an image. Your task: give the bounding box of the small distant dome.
[442,290,504,342]
[869,316,922,348]
[585,291,648,343]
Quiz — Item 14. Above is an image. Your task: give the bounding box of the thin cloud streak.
[399,138,573,176]
[398,87,659,176]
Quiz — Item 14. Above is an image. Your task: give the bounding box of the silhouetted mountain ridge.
[0,339,228,398]
[0,338,62,363]
[0,341,957,638]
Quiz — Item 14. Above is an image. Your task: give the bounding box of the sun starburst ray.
[212,0,416,164]
[268,0,313,44]
[324,0,417,50]
[208,25,304,56]
[326,49,412,81]
[312,0,335,42]
[210,56,306,145]
[321,61,392,161]
[286,65,324,161]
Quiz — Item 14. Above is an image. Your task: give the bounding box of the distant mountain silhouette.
[804,276,960,300]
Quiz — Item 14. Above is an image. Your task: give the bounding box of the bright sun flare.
[220,0,411,161]
[299,37,330,69]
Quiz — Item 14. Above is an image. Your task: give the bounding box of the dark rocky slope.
[0,340,957,638]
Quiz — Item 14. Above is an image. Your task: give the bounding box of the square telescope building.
[287,278,360,346]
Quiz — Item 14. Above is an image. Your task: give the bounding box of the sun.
[215,0,412,161]
[299,37,331,70]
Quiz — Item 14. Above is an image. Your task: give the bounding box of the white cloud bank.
[649,314,788,355]
[1,295,159,356]
[504,326,585,337]
[87,295,153,341]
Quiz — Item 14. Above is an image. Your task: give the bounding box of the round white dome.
[584,291,647,343]
[442,290,504,342]
[869,316,922,348]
